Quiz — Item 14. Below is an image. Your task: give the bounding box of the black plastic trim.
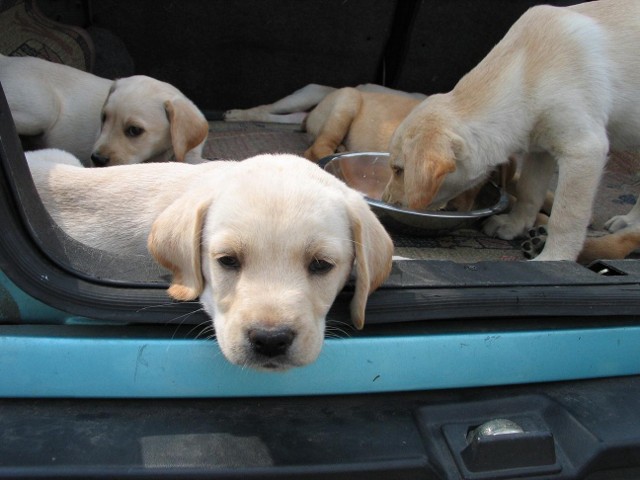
[0,376,638,479]
[0,82,206,324]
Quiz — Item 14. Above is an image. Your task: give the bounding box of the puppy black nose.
[248,328,295,358]
[91,153,110,167]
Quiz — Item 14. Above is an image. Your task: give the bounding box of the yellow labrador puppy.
[0,54,208,167]
[223,83,425,125]
[27,149,393,371]
[303,88,423,162]
[383,0,640,261]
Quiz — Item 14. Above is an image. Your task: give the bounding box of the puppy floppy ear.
[405,138,457,210]
[148,191,212,301]
[164,98,209,162]
[345,192,394,330]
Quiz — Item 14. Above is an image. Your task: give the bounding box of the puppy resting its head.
[148,154,394,370]
[91,76,209,167]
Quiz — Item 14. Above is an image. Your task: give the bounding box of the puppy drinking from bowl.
[382,0,640,261]
[0,54,209,167]
[26,149,394,370]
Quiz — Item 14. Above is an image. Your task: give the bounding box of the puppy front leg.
[483,152,555,240]
[534,151,606,261]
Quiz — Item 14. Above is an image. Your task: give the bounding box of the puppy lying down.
[0,54,208,167]
[26,149,393,371]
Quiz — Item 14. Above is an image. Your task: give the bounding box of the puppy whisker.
[325,320,354,339]
[194,324,216,341]
[181,316,213,339]
[166,308,208,339]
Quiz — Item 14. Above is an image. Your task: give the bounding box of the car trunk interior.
[2,3,640,477]
[1,0,640,322]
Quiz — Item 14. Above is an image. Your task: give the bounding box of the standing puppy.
[0,54,208,167]
[383,0,640,261]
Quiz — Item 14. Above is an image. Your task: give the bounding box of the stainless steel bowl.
[318,152,509,236]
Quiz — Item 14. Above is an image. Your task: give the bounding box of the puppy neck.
[453,99,529,177]
[451,49,533,163]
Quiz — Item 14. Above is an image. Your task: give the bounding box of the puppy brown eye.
[391,166,404,176]
[125,126,144,137]
[217,255,241,270]
[309,258,334,275]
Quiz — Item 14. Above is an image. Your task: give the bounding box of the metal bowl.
[318,152,509,236]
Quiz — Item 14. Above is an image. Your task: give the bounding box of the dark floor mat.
[203,121,308,160]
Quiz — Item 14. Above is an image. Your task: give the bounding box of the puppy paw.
[222,109,247,122]
[604,214,636,233]
[482,214,527,240]
[521,226,548,260]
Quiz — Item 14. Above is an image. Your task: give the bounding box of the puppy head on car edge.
[147,154,393,371]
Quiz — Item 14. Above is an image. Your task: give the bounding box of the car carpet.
[204,120,640,262]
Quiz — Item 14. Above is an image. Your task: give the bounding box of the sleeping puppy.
[27,149,393,371]
[223,83,425,127]
[0,54,208,167]
[382,0,640,261]
[303,88,423,161]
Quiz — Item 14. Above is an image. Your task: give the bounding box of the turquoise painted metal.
[1,324,639,398]
[2,270,640,398]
